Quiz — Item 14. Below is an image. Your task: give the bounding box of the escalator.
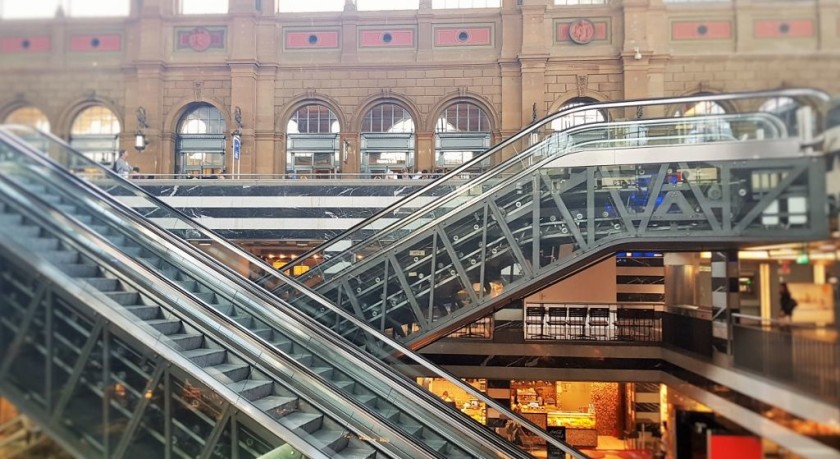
[0,180,388,458]
[270,89,830,347]
[0,130,558,457]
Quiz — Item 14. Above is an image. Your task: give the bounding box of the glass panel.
[277,0,344,13]
[554,0,607,4]
[435,102,490,133]
[551,97,606,131]
[71,106,121,135]
[5,107,50,132]
[0,0,60,19]
[180,0,228,14]
[432,0,500,8]
[356,0,419,11]
[178,104,227,135]
[362,103,415,133]
[288,104,339,134]
[0,88,826,459]
[66,0,130,17]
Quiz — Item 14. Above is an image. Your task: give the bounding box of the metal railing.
[523,303,663,343]
[662,305,714,358]
[732,313,840,403]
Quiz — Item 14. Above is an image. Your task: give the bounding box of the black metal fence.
[661,306,713,358]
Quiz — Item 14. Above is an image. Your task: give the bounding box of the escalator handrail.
[0,132,533,458]
[312,129,813,332]
[0,127,581,458]
[0,187,333,459]
[0,158,477,459]
[292,111,790,282]
[284,87,828,267]
[0,99,814,458]
[0,92,819,457]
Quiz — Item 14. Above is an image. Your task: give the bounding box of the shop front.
[512,380,603,448]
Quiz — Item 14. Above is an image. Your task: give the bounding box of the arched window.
[286,104,341,178]
[175,104,227,177]
[361,103,415,178]
[434,102,491,172]
[551,97,606,131]
[675,97,733,143]
[760,96,799,136]
[69,105,121,164]
[4,106,50,132]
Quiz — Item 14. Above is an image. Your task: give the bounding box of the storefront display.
[512,380,605,448]
[419,377,487,425]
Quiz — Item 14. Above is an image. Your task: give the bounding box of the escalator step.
[278,411,322,434]
[12,237,59,251]
[124,305,160,320]
[145,319,182,335]
[252,328,272,340]
[309,429,348,455]
[290,353,312,366]
[331,444,376,459]
[226,379,273,401]
[271,339,291,353]
[332,380,355,392]
[81,277,119,291]
[205,363,250,383]
[165,333,204,351]
[310,366,333,379]
[182,348,226,367]
[253,395,298,418]
[57,263,99,278]
[105,291,141,306]
[423,438,448,454]
[354,394,377,408]
[39,250,80,264]
[0,214,23,226]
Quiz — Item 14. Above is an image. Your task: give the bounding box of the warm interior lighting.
[134,130,147,151]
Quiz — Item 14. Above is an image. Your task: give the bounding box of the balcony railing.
[522,303,663,343]
[732,314,840,403]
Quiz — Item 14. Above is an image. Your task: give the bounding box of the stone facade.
[1,0,838,175]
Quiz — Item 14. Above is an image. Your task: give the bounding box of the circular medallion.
[188,27,212,52]
[569,18,596,45]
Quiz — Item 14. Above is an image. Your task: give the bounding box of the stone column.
[415,132,435,174]
[711,250,740,356]
[126,0,165,174]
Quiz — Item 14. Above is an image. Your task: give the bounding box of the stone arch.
[425,91,500,134]
[56,96,124,138]
[164,96,232,135]
[667,87,740,117]
[0,100,52,131]
[277,93,347,134]
[547,91,612,116]
[351,92,421,134]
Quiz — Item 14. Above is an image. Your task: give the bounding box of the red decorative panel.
[556,22,608,43]
[672,21,732,40]
[434,27,492,47]
[175,27,226,52]
[359,30,414,48]
[286,31,339,49]
[69,34,122,52]
[0,36,50,53]
[754,19,814,38]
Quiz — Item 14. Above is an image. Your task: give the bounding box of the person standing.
[113,149,132,177]
[779,282,798,320]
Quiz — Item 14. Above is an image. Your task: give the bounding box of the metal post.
[711,250,739,356]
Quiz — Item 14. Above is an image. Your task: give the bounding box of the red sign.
[177,27,225,52]
[569,19,596,45]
